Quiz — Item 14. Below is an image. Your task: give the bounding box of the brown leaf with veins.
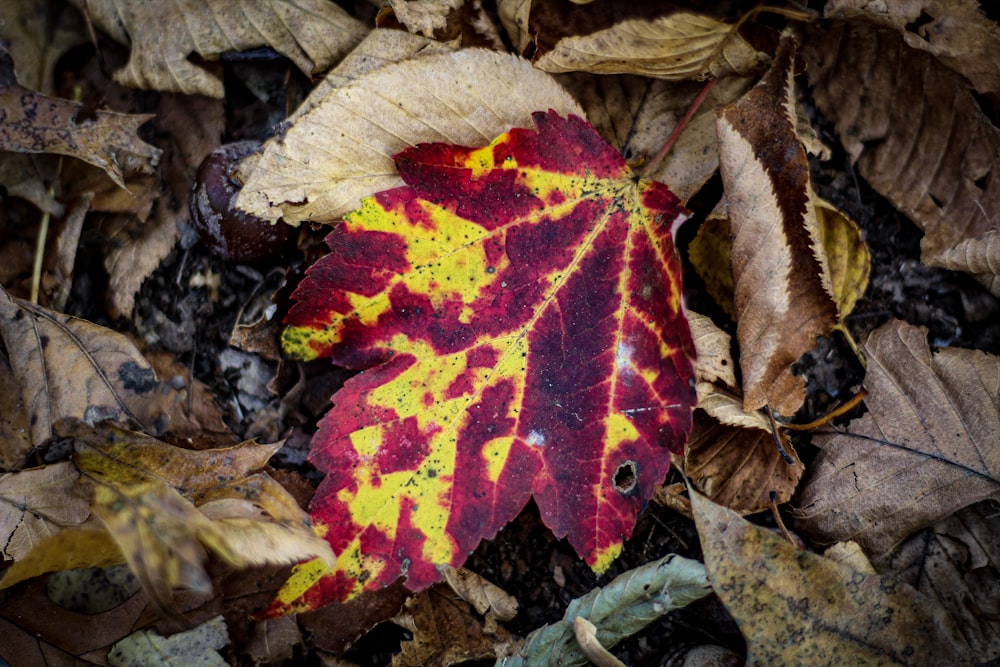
[803,21,1000,295]
[0,48,160,190]
[882,500,1000,663]
[0,462,90,560]
[67,0,367,97]
[794,319,1000,562]
[717,37,838,415]
[692,489,972,665]
[0,286,169,445]
[0,353,31,471]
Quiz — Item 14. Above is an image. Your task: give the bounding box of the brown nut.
[190,140,292,263]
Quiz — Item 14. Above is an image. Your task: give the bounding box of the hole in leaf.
[904,10,934,39]
[613,460,638,495]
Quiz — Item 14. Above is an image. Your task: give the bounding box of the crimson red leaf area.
[272,111,696,614]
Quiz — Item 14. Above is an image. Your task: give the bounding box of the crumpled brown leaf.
[803,20,1000,295]
[882,500,1000,663]
[716,37,839,415]
[794,319,1000,563]
[0,47,160,189]
[67,0,367,98]
[692,489,972,665]
[235,48,583,225]
[0,462,90,560]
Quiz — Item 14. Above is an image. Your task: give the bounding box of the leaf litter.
[0,0,999,665]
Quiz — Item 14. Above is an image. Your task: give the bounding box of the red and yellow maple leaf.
[271,111,696,614]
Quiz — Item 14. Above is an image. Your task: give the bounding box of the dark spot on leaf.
[613,460,638,495]
[84,405,120,425]
[118,362,157,394]
[39,335,50,348]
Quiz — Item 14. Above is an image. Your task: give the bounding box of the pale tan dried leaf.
[108,614,229,667]
[717,38,838,415]
[0,462,90,560]
[0,287,169,446]
[803,22,1000,294]
[882,501,1000,663]
[0,0,87,93]
[823,541,875,574]
[794,319,1000,562]
[693,490,972,665]
[388,0,465,37]
[694,385,771,432]
[0,51,160,190]
[534,11,768,80]
[67,0,367,97]
[936,231,1000,295]
[558,73,753,203]
[440,565,518,621]
[824,0,1000,105]
[497,0,532,53]
[236,49,583,225]
[684,410,801,514]
[688,310,736,389]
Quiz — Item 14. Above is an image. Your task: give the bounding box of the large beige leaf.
[67,0,367,98]
[794,319,1000,562]
[0,48,160,190]
[692,489,971,665]
[0,462,89,560]
[824,0,1000,105]
[716,37,838,415]
[0,286,169,446]
[803,21,1000,295]
[235,49,583,225]
[529,5,769,80]
[883,501,1000,663]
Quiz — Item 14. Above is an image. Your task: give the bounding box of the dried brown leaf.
[529,5,769,80]
[440,566,518,622]
[388,0,465,38]
[0,287,169,446]
[882,500,1000,663]
[67,0,367,97]
[803,21,1000,295]
[0,351,31,471]
[0,0,87,94]
[684,410,801,514]
[0,50,160,189]
[716,37,838,415]
[0,462,90,560]
[692,489,972,665]
[794,319,1000,562]
[688,310,736,389]
[235,49,583,225]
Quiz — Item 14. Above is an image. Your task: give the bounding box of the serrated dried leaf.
[0,49,159,189]
[532,7,769,80]
[499,554,711,667]
[235,49,583,225]
[688,310,736,389]
[387,0,464,38]
[803,21,1000,294]
[692,489,971,665]
[794,319,1000,562]
[716,37,838,415]
[66,0,367,97]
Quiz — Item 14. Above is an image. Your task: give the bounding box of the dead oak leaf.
[794,319,1000,563]
[68,0,367,98]
[267,110,697,613]
[717,37,838,415]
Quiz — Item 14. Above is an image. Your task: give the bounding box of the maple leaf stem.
[642,78,718,178]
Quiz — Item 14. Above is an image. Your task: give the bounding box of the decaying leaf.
[692,489,971,665]
[0,462,89,560]
[499,554,711,667]
[0,286,169,445]
[441,566,518,622]
[67,0,367,98]
[386,0,465,38]
[882,500,1000,663]
[269,111,696,612]
[0,48,160,189]
[108,614,229,667]
[393,583,517,667]
[716,37,838,415]
[794,319,1000,563]
[525,3,769,80]
[235,48,583,225]
[0,352,31,471]
[803,20,1000,295]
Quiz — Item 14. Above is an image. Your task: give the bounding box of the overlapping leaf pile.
[270,110,697,612]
